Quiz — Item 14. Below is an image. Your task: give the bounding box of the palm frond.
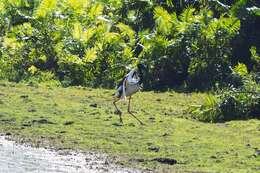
[201,8,214,25]
[84,47,97,63]
[166,0,174,7]
[116,23,135,43]
[204,18,218,39]
[0,1,5,13]
[180,7,195,22]
[67,0,90,15]
[138,29,151,45]
[154,35,170,48]
[250,46,260,61]
[123,46,134,58]
[66,54,83,65]
[35,0,57,18]
[104,32,120,44]
[82,28,95,44]
[175,22,188,34]
[154,6,174,34]
[233,63,248,76]
[89,3,103,20]
[231,0,247,16]
[219,15,240,35]
[203,15,240,39]
[3,36,22,50]
[72,22,82,40]
[6,0,23,7]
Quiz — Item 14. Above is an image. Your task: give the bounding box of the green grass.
[0,81,259,172]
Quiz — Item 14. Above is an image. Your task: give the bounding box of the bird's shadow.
[112,122,123,127]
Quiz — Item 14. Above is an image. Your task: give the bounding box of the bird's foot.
[119,116,124,124]
[112,122,123,126]
[114,110,122,115]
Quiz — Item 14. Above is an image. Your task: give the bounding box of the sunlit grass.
[0,81,259,172]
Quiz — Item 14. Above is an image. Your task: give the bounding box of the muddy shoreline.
[0,135,144,173]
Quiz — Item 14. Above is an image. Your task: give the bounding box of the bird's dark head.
[137,63,146,72]
[137,63,146,85]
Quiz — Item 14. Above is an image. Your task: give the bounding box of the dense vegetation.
[190,63,260,122]
[0,0,259,89]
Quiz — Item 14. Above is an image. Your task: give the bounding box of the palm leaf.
[67,0,90,15]
[84,47,97,63]
[82,28,95,44]
[89,3,103,20]
[6,0,22,7]
[35,0,57,18]
[104,32,120,44]
[203,15,240,39]
[0,1,5,13]
[180,7,195,22]
[116,23,135,43]
[72,22,82,40]
[231,0,247,16]
[166,0,174,7]
[123,46,134,59]
[250,46,260,61]
[204,18,218,39]
[3,36,22,50]
[154,6,174,34]
[219,15,240,35]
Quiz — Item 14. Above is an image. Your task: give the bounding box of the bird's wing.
[126,69,140,85]
[117,69,135,88]
[117,76,126,88]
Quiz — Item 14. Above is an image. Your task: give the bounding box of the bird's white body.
[114,68,141,100]
[114,82,141,99]
[124,83,140,97]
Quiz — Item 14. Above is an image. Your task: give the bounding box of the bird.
[113,64,146,125]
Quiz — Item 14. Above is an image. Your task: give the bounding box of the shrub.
[190,63,260,122]
[140,7,240,90]
[189,94,222,123]
[22,70,61,87]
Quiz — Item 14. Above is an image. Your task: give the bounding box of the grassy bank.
[0,81,259,172]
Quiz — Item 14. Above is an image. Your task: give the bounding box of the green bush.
[140,7,240,90]
[190,63,260,122]
[0,0,135,87]
[189,94,222,123]
[218,88,260,121]
[22,70,61,87]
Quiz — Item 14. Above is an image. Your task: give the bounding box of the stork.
[113,64,145,125]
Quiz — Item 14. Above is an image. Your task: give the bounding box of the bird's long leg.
[113,98,123,123]
[127,96,144,125]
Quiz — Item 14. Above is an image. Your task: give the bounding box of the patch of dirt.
[32,118,55,125]
[152,158,177,165]
[63,121,74,125]
[20,95,29,99]
[90,103,98,108]
[0,118,16,124]
[28,108,37,112]
[112,122,123,127]
[148,146,160,152]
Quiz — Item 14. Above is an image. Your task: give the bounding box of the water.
[0,136,140,173]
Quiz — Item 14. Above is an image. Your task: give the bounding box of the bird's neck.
[138,71,143,84]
